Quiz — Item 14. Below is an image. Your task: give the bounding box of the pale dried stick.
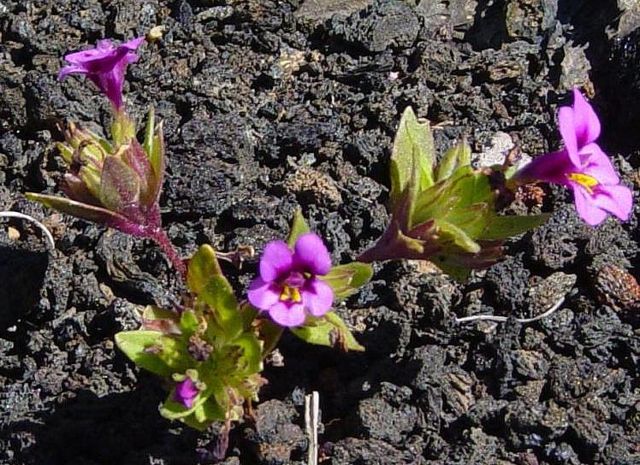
[455,296,565,324]
[305,391,319,465]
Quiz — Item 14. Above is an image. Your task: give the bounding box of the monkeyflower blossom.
[248,233,334,327]
[174,377,199,408]
[515,88,632,226]
[59,37,145,110]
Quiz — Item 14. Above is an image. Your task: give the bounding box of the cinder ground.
[1,1,639,464]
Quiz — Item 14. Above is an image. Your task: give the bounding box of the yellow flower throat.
[280,285,302,303]
[567,173,598,194]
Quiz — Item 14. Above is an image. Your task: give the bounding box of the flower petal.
[572,88,601,147]
[593,184,633,222]
[247,277,281,311]
[268,301,306,327]
[514,149,574,186]
[121,36,145,51]
[58,38,144,109]
[293,232,332,275]
[580,143,619,185]
[572,186,608,226]
[301,278,334,317]
[64,46,113,65]
[259,240,293,282]
[174,378,198,408]
[58,64,89,80]
[558,106,580,166]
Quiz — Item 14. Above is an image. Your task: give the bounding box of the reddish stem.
[150,228,187,278]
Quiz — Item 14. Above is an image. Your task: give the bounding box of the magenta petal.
[572,187,608,226]
[268,301,306,327]
[514,149,574,186]
[301,279,334,317]
[593,185,633,222]
[59,37,144,109]
[293,233,332,275]
[558,106,580,166]
[572,88,601,147]
[174,378,199,408]
[64,47,112,64]
[122,36,145,51]
[248,277,281,311]
[580,143,619,184]
[259,240,293,282]
[58,64,88,80]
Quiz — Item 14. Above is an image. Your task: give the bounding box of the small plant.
[116,211,370,438]
[26,37,184,275]
[357,107,549,279]
[23,34,633,459]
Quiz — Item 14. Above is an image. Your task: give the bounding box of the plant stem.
[150,228,187,278]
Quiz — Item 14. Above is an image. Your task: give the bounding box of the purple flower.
[248,233,334,327]
[59,37,145,110]
[174,377,199,408]
[516,89,632,226]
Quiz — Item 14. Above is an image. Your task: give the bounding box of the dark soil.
[1,1,640,464]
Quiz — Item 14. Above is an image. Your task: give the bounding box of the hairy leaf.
[322,262,373,300]
[480,214,551,240]
[389,107,435,210]
[187,245,224,295]
[99,156,140,211]
[287,209,311,247]
[200,275,243,340]
[435,139,471,181]
[25,193,128,226]
[291,311,364,352]
[115,331,188,377]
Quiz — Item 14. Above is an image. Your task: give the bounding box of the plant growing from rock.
[23,34,634,458]
[356,107,550,279]
[116,211,370,439]
[25,37,185,275]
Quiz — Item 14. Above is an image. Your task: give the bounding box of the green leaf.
[111,111,136,146]
[200,275,243,340]
[187,398,226,429]
[187,245,224,295]
[99,156,140,211]
[389,107,435,210]
[160,398,197,420]
[480,214,551,241]
[291,311,364,352]
[411,180,454,226]
[180,310,200,335]
[435,139,471,181]
[115,331,187,377]
[141,305,181,334]
[447,169,492,209]
[287,209,311,247]
[143,106,155,156]
[444,203,490,239]
[238,302,259,331]
[322,262,373,300]
[436,220,481,254]
[232,332,263,374]
[142,108,165,204]
[187,245,243,339]
[25,192,129,226]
